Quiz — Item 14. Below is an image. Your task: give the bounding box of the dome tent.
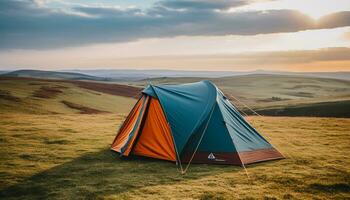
[111,81,284,172]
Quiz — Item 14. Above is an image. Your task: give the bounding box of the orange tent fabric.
[133,98,176,161]
[122,96,150,156]
[111,96,147,153]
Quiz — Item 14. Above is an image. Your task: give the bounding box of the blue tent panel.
[143,81,217,154]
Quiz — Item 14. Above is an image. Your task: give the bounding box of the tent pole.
[167,121,184,174]
[150,86,184,174]
[182,105,216,174]
[166,122,184,174]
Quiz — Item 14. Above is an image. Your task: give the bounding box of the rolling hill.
[4,69,350,81]
[0,77,140,114]
[65,69,350,81]
[1,70,107,81]
[1,74,349,117]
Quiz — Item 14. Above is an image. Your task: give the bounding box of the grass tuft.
[199,192,226,200]
[309,183,350,193]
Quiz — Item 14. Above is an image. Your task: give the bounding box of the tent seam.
[151,86,184,172]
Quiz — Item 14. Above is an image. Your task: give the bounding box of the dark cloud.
[157,0,249,10]
[317,11,350,29]
[0,0,349,49]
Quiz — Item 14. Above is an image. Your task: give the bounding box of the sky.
[0,0,350,72]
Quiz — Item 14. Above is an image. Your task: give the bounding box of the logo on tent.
[208,153,216,160]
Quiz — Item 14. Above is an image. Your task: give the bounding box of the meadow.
[0,114,349,199]
[0,76,349,199]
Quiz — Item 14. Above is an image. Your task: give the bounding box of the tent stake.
[242,163,251,182]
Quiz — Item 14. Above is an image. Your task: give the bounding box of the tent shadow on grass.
[0,149,240,199]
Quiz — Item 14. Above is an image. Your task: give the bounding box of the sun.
[232,0,350,20]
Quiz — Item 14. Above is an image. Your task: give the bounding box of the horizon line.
[1,68,350,73]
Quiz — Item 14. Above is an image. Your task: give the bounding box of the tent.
[111,81,284,172]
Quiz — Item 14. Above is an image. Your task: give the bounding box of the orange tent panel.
[133,98,176,161]
[111,96,146,152]
[122,96,150,156]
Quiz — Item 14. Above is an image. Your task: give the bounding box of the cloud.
[235,47,350,64]
[317,11,350,29]
[0,0,349,49]
[114,47,350,65]
[2,47,349,71]
[157,0,249,10]
[89,47,350,71]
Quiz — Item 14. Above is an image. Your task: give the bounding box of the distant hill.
[252,70,350,81]
[2,69,349,81]
[1,70,108,81]
[64,69,350,81]
[62,69,242,81]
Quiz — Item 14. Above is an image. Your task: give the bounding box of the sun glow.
[233,0,350,19]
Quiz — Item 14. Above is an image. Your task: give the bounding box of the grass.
[0,76,349,199]
[0,78,136,114]
[0,114,349,199]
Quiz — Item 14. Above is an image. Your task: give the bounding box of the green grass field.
[0,114,349,199]
[0,76,349,199]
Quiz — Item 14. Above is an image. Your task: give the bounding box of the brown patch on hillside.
[257,97,291,102]
[61,100,109,114]
[28,83,44,86]
[0,90,21,102]
[33,86,62,99]
[51,85,68,89]
[0,77,142,99]
[71,81,141,98]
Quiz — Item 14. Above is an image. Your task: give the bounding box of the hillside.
[135,74,350,117]
[1,70,107,81]
[0,77,140,114]
[1,75,349,117]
